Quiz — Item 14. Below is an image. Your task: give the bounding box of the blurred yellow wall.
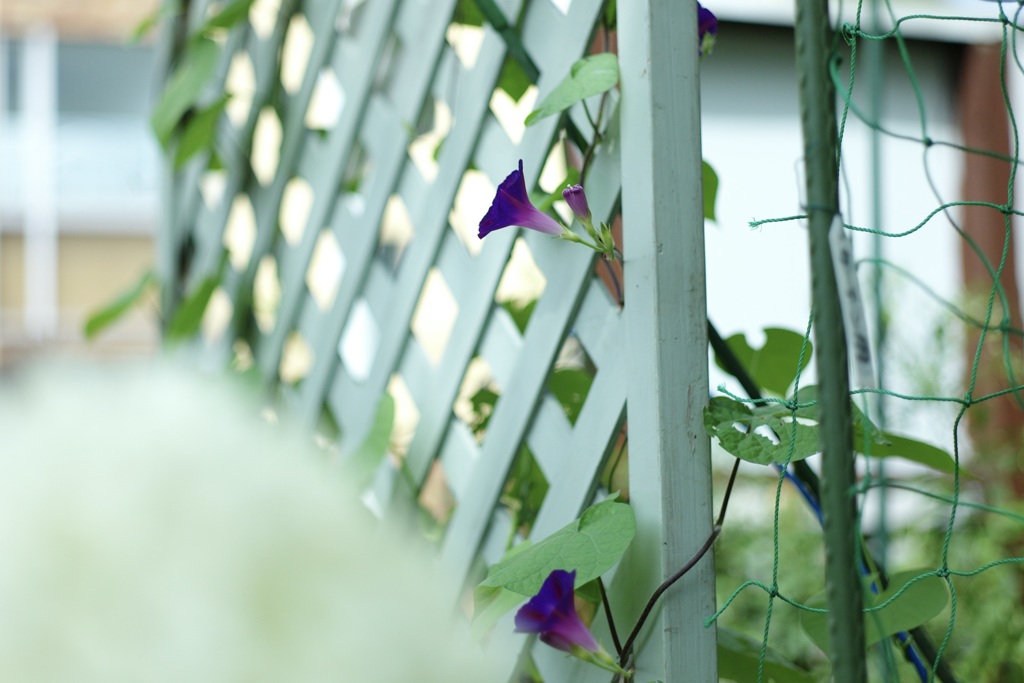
[1,237,24,311]
[57,235,153,311]
[1,234,157,365]
[1,0,163,366]
[1,0,159,40]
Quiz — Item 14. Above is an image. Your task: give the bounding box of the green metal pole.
[794,1,867,681]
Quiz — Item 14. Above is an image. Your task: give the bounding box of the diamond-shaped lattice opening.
[279,330,314,385]
[387,374,421,459]
[377,194,414,272]
[335,0,367,33]
[225,51,255,126]
[373,32,402,95]
[200,286,233,343]
[454,356,500,445]
[408,98,452,183]
[251,106,282,186]
[411,268,458,366]
[537,144,573,222]
[547,335,596,426]
[341,140,371,194]
[549,0,572,15]
[199,170,227,210]
[313,405,341,454]
[419,460,455,530]
[253,254,281,334]
[499,443,550,541]
[279,176,314,246]
[231,339,254,373]
[306,229,346,311]
[280,13,313,94]
[305,67,346,130]
[495,237,547,316]
[540,143,570,193]
[248,0,277,38]
[449,169,494,256]
[338,297,379,383]
[494,53,536,104]
[445,22,484,70]
[489,85,538,146]
[223,193,256,271]
[601,418,630,501]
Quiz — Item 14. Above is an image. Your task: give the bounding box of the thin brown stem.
[597,576,623,656]
[617,525,722,667]
[580,89,610,183]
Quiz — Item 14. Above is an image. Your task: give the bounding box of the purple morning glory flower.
[698,3,717,56]
[514,569,600,653]
[562,185,591,223]
[478,160,563,239]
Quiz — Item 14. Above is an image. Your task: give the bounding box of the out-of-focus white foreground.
[0,362,504,683]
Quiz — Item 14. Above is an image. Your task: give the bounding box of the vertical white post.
[21,24,59,340]
[619,1,717,681]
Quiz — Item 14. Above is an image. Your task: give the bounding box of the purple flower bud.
[562,185,591,223]
[514,569,600,654]
[478,160,562,239]
[698,3,717,56]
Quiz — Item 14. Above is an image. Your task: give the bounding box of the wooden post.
[619,1,717,679]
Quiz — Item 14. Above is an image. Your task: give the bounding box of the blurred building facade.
[0,0,161,365]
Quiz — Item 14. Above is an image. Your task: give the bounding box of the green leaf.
[452,0,485,26]
[470,500,635,636]
[83,270,156,340]
[848,401,957,474]
[702,160,719,222]
[128,0,178,44]
[502,445,549,535]
[497,55,532,102]
[548,368,594,425]
[470,585,526,640]
[173,95,229,169]
[166,252,228,339]
[129,15,159,43]
[793,387,958,474]
[468,386,499,435]
[866,432,958,474]
[345,394,395,489]
[151,37,220,147]
[534,167,580,213]
[716,328,811,397]
[704,397,820,466]
[603,0,616,27]
[574,577,601,605]
[800,569,948,651]
[472,539,535,636]
[478,497,636,596]
[525,53,618,126]
[195,0,256,34]
[717,627,815,683]
[501,299,537,334]
[208,150,226,171]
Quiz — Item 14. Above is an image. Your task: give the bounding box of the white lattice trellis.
[158,0,715,680]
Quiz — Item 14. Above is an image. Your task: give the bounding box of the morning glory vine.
[471,5,728,680]
[514,570,629,676]
[477,160,616,259]
[472,4,958,679]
